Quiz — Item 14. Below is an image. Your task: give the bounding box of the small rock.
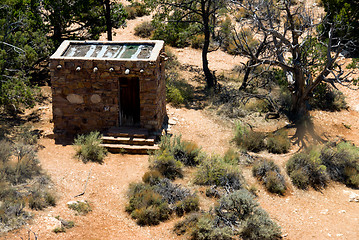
[338,210,346,214]
[45,217,62,230]
[320,209,328,215]
[38,106,49,110]
[168,119,177,125]
[349,193,359,202]
[336,234,343,237]
[173,117,179,121]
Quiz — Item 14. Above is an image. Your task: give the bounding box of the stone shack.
[50,40,166,139]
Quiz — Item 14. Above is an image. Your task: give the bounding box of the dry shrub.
[150,150,183,180]
[194,155,245,191]
[74,131,107,164]
[142,170,163,185]
[234,122,266,153]
[134,21,154,38]
[266,130,291,154]
[286,147,329,190]
[68,201,92,215]
[191,34,205,49]
[253,160,287,195]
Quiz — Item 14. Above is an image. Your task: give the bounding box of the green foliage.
[252,160,287,195]
[217,16,234,52]
[320,141,359,188]
[166,74,194,106]
[165,49,180,70]
[321,0,359,53]
[43,0,127,44]
[150,149,183,180]
[134,21,154,38]
[175,195,200,217]
[223,148,241,165]
[346,58,359,69]
[233,122,266,153]
[176,190,281,240]
[286,147,329,190]
[310,83,347,111]
[142,170,163,185]
[216,189,282,240]
[125,1,150,19]
[266,130,291,154]
[158,135,202,166]
[194,155,245,190]
[0,139,53,232]
[74,131,108,163]
[191,34,205,49]
[0,0,53,112]
[28,190,56,210]
[68,201,92,215]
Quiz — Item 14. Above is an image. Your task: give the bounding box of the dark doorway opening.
[119,77,140,126]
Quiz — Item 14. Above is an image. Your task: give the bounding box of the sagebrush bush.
[266,130,291,154]
[234,122,266,152]
[191,34,205,49]
[68,201,92,215]
[158,135,202,166]
[216,189,282,240]
[134,21,154,38]
[166,77,194,107]
[150,150,183,180]
[175,195,200,217]
[320,142,359,188]
[142,170,163,185]
[28,190,56,210]
[0,140,12,163]
[223,148,241,165]
[74,131,107,163]
[194,155,245,190]
[253,160,287,195]
[286,147,329,190]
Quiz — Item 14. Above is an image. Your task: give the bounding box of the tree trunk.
[104,0,112,41]
[201,5,215,89]
[239,60,253,90]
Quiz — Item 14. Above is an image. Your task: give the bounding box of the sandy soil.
[2,10,359,240]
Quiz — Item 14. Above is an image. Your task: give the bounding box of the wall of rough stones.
[50,47,166,138]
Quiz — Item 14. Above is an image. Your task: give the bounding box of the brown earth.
[2,8,359,240]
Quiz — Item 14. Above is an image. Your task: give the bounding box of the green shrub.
[191,34,205,49]
[158,135,202,166]
[252,160,287,195]
[286,147,329,190]
[134,21,154,38]
[234,122,266,153]
[194,155,245,190]
[223,148,241,165]
[126,184,171,226]
[175,195,200,217]
[216,189,281,240]
[266,130,291,154]
[320,141,359,188]
[241,208,282,240]
[142,170,163,185]
[16,125,38,145]
[150,150,183,180]
[310,83,347,111]
[0,140,12,163]
[166,77,194,107]
[53,227,66,233]
[346,58,359,69]
[68,201,92,215]
[125,6,136,19]
[74,131,107,163]
[5,144,41,185]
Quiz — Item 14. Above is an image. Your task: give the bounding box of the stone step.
[101,136,155,146]
[106,126,149,138]
[101,143,159,154]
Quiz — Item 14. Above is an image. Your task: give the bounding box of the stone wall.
[50,48,166,138]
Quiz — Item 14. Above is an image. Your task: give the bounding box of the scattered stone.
[168,119,177,125]
[336,234,343,237]
[320,209,328,215]
[338,210,346,214]
[45,217,62,230]
[66,94,84,104]
[38,106,49,110]
[349,193,359,202]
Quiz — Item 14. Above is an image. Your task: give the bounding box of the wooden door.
[119,77,140,126]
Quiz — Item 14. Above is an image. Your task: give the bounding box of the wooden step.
[101,136,155,146]
[101,143,159,154]
[106,127,149,138]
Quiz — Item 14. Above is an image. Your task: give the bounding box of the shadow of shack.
[50,40,167,140]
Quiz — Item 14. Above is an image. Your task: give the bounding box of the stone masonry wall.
[50,51,166,138]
